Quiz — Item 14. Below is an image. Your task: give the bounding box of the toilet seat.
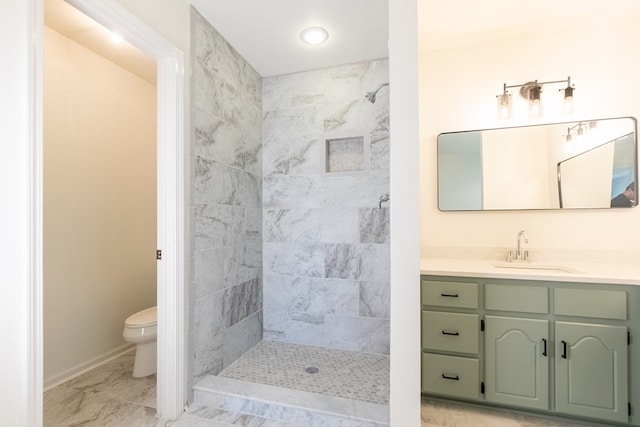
[125,306,157,328]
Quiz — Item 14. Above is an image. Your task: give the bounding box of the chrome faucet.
[516,230,529,261]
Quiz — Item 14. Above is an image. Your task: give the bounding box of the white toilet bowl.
[122,306,157,377]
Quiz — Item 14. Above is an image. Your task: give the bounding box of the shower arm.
[373,82,389,93]
[365,82,390,103]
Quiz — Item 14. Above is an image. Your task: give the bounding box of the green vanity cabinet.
[421,275,638,426]
[484,315,549,410]
[484,283,550,410]
[420,280,481,400]
[555,322,628,422]
[554,287,629,423]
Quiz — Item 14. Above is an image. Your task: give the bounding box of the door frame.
[40,0,186,420]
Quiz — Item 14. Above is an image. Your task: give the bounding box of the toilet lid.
[125,306,157,327]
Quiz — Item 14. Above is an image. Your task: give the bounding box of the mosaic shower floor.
[218,340,390,405]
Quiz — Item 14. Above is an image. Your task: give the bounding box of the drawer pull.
[542,338,547,357]
[561,340,568,359]
[442,330,460,336]
[441,374,460,381]
[440,292,459,298]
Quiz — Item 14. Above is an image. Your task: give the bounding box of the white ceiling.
[187,0,389,77]
[46,0,640,82]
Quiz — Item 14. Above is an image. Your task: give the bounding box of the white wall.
[43,26,157,386]
[389,0,421,425]
[0,0,190,423]
[0,1,41,424]
[420,8,640,255]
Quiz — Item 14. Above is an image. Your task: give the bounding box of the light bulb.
[527,85,542,118]
[528,98,542,118]
[300,27,329,45]
[496,92,512,120]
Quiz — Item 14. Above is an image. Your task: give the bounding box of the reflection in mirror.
[437,117,638,211]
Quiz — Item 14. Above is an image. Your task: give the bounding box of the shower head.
[364,82,389,104]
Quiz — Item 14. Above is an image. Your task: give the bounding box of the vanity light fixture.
[497,76,575,120]
[496,84,513,120]
[565,120,596,142]
[300,26,329,45]
[526,82,543,118]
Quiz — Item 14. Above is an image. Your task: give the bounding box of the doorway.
[41,0,186,421]
[43,0,158,409]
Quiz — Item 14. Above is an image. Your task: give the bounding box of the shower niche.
[324,133,370,175]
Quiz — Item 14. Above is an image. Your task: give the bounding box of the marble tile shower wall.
[190,8,263,386]
[262,59,391,354]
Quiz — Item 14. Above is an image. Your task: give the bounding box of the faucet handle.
[506,249,513,262]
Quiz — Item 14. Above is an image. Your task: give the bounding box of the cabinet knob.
[561,340,568,359]
[442,330,460,336]
[441,374,460,381]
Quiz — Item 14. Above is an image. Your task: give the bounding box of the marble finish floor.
[421,397,605,427]
[45,349,602,426]
[43,351,161,426]
[218,340,390,405]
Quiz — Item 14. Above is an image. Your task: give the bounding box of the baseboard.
[43,343,135,391]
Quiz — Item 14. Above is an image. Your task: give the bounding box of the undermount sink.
[492,262,583,274]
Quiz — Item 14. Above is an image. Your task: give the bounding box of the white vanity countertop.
[421,257,640,286]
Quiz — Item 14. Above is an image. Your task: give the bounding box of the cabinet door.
[485,316,549,410]
[555,322,628,423]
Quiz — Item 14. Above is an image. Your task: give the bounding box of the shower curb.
[193,375,390,427]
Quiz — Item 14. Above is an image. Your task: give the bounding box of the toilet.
[122,306,157,377]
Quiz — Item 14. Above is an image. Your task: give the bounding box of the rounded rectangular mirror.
[437,117,637,211]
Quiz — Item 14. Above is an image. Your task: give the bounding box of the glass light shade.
[563,86,574,115]
[300,27,329,45]
[528,98,542,118]
[496,92,512,120]
[527,85,542,118]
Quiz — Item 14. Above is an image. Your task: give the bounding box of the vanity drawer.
[421,353,480,399]
[422,311,479,354]
[421,280,478,309]
[485,283,548,314]
[555,288,627,320]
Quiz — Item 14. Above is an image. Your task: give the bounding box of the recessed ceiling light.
[300,27,329,45]
[110,32,124,44]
